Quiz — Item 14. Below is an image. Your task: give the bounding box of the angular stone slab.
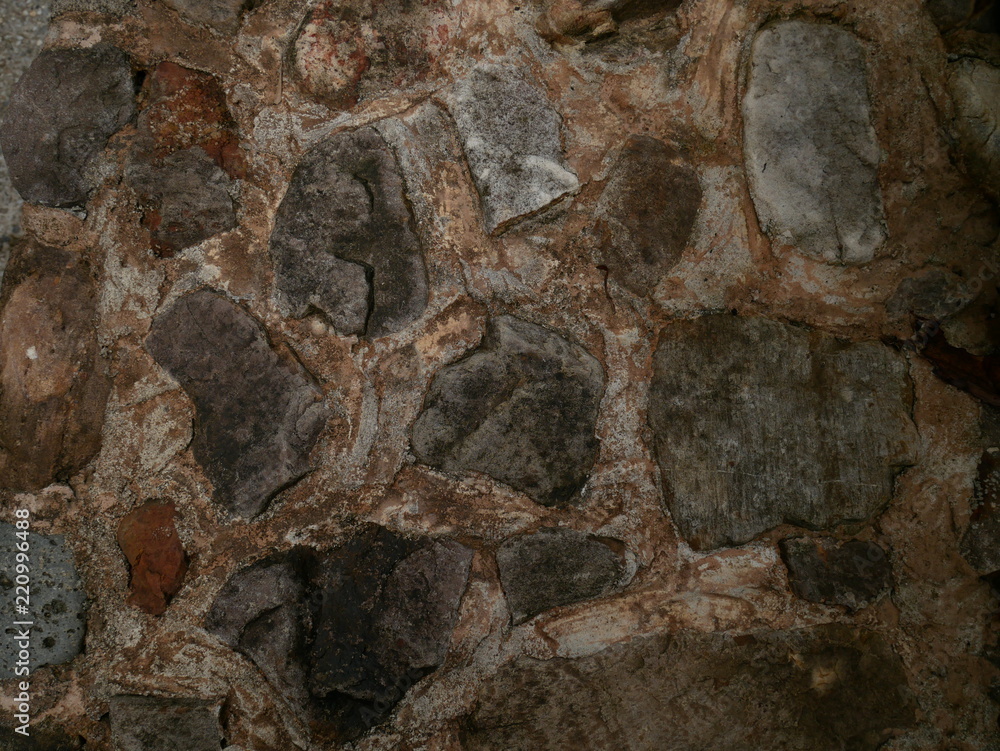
[116,502,188,616]
[0,242,111,491]
[445,63,579,233]
[743,20,886,264]
[0,525,86,672]
[462,624,914,751]
[497,528,628,624]
[948,57,1000,199]
[412,315,605,506]
[780,536,892,611]
[0,44,136,208]
[649,315,916,550]
[594,135,701,296]
[269,126,427,338]
[145,290,329,518]
[109,696,223,751]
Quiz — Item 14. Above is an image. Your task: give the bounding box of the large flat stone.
[948,57,1000,198]
[145,290,329,518]
[743,20,886,264]
[649,315,917,550]
[109,696,223,751]
[411,315,605,506]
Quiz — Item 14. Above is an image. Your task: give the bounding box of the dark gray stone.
[411,315,605,506]
[948,57,1000,199]
[497,528,628,624]
[145,289,329,518]
[743,20,886,264]
[160,0,249,33]
[0,44,136,208]
[962,447,1000,574]
[269,126,427,338]
[461,624,915,751]
[887,268,972,321]
[0,724,81,750]
[445,63,579,234]
[649,315,917,550]
[0,525,86,672]
[108,696,223,751]
[780,536,892,611]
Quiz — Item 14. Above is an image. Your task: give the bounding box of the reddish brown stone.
[116,501,188,616]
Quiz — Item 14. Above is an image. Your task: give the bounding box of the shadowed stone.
[461,625,915,751]
[948,57,1000,199]
[0,725,81,750]
[145,290,329,518]
[743,20,886,264]
[161,0,251,33]
[109,697,223,751]
[269,126,427,338]
[445,63,579,234]
[412,315,605,506]
[780,536,892,611]
[961,447,1000,574]
[0,44,136,208]
[116,502,188,616]
[649,315,917,550]
[594,135,701,296]
[497,528,628,624]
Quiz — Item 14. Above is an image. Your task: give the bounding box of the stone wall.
[0,0,999,749]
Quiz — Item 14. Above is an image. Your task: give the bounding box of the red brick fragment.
[116,502,189,616]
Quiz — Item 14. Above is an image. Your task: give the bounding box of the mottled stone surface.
[160,0,249,33]
[537,0,683,44]
[743,20,886,264]
[0,242,111,491]
[109,697,223,751]
[446,63,579,233]
[0,725,81,750]
[145,290,329,518]
[0,44,136,208]
[780,536,892,611]
[887,267,972,320]
[594,135,701,296]
[497,528,628,623]
[412,315,605,506]
[649,315,917,550]
[0,525,86,672]
[962,447,1000,574]
[948,57,1000,198]
[462,625,915,751]
[270,126,427,337]
[116,502,188,616]
[51,0,133,14]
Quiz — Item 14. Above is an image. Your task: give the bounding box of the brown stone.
[780,536,892,611]
[116,501,188,616]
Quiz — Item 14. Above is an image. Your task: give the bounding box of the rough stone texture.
[412,315,605,506]
[0,524,86,672]
[115,502,188,616]
[962,447,1000,574]
[462,625,915,751]
[108,696,223,751]
[0,242,111,491]
[445,63,580,233]
[496,527,628,623]
[887,267,973,321]
[948,57,1000,199]
[145,290,329,518]
[50,0,132,14]
[0,44,136,208]
[594,135,701,296]
[743,20,886,264]
[780,536,892,611]
[0,725,81,751]
[649,315,917,550]
[160,0,249,34]
[269,126,427,337]
[921,326,1000,407]
[536,0,683,45]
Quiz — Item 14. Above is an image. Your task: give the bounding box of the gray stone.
[962,447,1000,574]
[51,0,133,15]
[269,126,427,338]
[145,290,329,518]
[0,524,86,672]
[780,536,892,611]
[887,268,973,321]
[594,135,701,296]
[496,528,628,624]
[948,57,1000,199]
[445,63,579,234]
[461,624,915,751]
[0,44,136,208]
[160,0,249,34]
[0,724,81,750]
[109,696,223,751]
[649,315,917,550]
[742,20,886,264]
[412,315,605,506]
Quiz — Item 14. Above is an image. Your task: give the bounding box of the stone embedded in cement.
[887,268,972,321]
[145,290,329,518]
[594,135,701,296]
[948,57,1000,199]
[461,625,914,751]
[160,0,250,33]
[780,536,892,611]
[116,502,188,616]
[269,126,428,338]
[411,315,605,506]
[445,63,580,234]
[961,447,1000,574]
[0,724,81,750]
[742,20,886,264]
[0,524,86,672]
[496,528,628,624]
[51,0,134,15]
[109,696,223,751]
[0,242,111,491]
[649,315,917,550]
[0,45,136,208]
